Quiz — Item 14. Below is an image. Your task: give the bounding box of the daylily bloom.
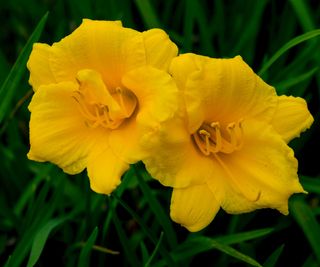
[27,19,178,194]
[143,54,314,232]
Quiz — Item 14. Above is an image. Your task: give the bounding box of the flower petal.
[141,29,178,70]
[271,95,314,143]
[110,66,180,164]
[122,66,179,127]
[170,185,220,232]
[49,19,139,88]
[207,120,305,215]
[87,145,130,195]
[144,136,216,188]
[108,115,147,164]
[170,54,277,133]
[27,43,57,91]
[28,81,107,174]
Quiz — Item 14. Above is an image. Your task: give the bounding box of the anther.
[227,122,237,148]
[199,130,211,156]
[210,122,222,152]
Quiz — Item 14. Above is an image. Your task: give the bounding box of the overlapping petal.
[28,82,108,174]
[144,136,217,188]
[108,66,180,164]
[49,20,139,89]
[207,120,305,215]
[28,19,178,91]
[271,95,314,143]
[170,54,277,133]
[170,185,220,232]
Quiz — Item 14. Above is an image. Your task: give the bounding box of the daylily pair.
[27,19,313,232]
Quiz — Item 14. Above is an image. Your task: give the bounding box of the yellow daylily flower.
[143,53,314,232]
[27,19,178,194]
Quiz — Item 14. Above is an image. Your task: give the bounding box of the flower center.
[192,119,244,155]
[73,69,137,129]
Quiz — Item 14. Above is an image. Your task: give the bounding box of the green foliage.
[0,0,319,266]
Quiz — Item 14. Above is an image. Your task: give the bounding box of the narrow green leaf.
[77,227,98,267]
[232,0,268,62]
[214,227,274,245]
[145,232,164,267]
[140,242,149,265]
[113,195,176,267]
[134,165,177,248]
[111,203,140,267]
[258,29,320,75]
[0,12,48,124]
[289,0,315,31]
[27,216,69,267]
[290,196,320,264]
[300,176,320,194]
[172,237,262,267]
[263,244,285,267]
[274,67,318,93]
[173,228,273,259]
[133,0,161,28]
[302,255,319,267]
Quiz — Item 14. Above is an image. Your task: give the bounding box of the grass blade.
[274,67,319,94]
[133,0,161,28]
[145,232,164,267]
[300,176,320,194]
[27,216,69,267]
[172,236,262,267]
[263,244,285,267]
[258,29,320,75]
[111,202,140,267]
[134,165,177,248]
[289,0,315,31]
[214,227,274,245]
[77,227,98,267]
[113,194,176,267]
[290,195,320,264]
[0,12,48,124]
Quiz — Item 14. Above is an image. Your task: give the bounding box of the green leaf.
[27,216,69,267]
[111,202,141,267]
[134,165,177,248]
[300,176,320,195]
[0,12,48,124]
[113,194,176,267]
[290,195,320,264]
[133,0,161,28]
[145,232,164,267]
[77,227,98,267]
[214,227,274,245]
[172,236,262,267]
[274,67,319,94]
[289,0,315,32]
[258,29,320,75]
[263,244,285,267]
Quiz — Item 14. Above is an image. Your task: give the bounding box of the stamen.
[236,119,244,149]
[199,130,211,156]
[193,119,245,156]
[193,130,211,156]
[210,122,222,152]
[227,122,237,148]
